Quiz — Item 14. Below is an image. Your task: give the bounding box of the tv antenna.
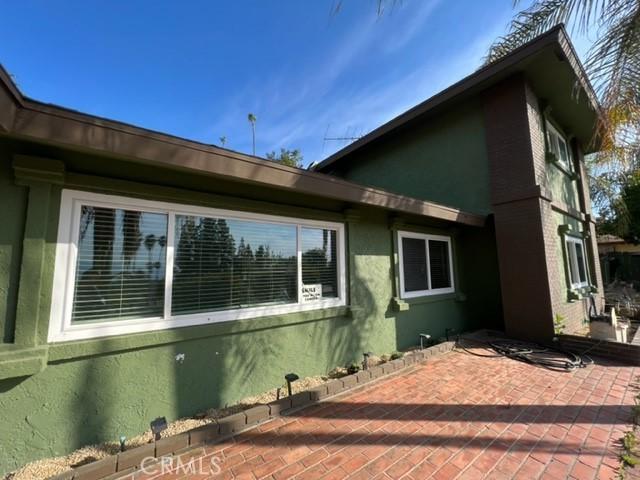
[322,124,363,156]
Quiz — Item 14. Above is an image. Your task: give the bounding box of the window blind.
[575,242,587,283]
[402,237,428,292]
[301,227,338,298]
[59,191,344,338]
[428,239,451,289]
[71,206,168,323]
[171,215,298,315]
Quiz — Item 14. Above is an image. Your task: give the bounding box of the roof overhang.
[314,25,601,173]
[0,65,485,227]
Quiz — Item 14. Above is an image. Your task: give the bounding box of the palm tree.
[486,0,640,231]
[247,113,257,155]
[219,135,227,147]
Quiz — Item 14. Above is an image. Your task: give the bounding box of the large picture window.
[565,236,589,289]
[397,231,454,299]
[49,190,346,342]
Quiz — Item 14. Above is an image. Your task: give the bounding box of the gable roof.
[0,63,485,227]
[313,25,600,173]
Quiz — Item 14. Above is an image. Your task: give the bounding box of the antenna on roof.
[322,123,362,156]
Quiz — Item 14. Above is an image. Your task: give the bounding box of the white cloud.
[200,5,511,166]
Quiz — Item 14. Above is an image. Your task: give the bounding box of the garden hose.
[455,337,593,372]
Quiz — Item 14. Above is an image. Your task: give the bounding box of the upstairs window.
[546,121,573,172]
[565,236,589,288]
[49,190,346,342]
[398,231,454,298]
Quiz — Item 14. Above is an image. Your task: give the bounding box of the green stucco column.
[12,156,64,346]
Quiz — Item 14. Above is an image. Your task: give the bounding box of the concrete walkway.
[141,346,638,479]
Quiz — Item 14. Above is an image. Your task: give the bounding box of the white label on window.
[301,284,322,302]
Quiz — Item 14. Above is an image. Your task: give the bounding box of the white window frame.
[565,235,589,289]
[48,189,347,342]
[397,231,455,299]
[546,120,573,172]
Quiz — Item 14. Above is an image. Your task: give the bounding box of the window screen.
[172,215,297,315]
[402,237,429,292]
[301,227,338,299]
[428,239,451,289]
[71,206,168,323]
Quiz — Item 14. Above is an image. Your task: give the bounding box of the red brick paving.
[137,347,638,479]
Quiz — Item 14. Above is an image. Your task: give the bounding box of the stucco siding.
[335,101,491,216]
[0,145,28,343]
[0,139,499,473]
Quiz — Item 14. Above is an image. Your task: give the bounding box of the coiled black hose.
[455,337,593,371]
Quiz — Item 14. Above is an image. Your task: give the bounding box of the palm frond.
[585,0,640,154]
[485,0,607,64]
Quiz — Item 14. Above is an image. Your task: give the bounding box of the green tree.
[266,148,303,168]
[486,1,640,221]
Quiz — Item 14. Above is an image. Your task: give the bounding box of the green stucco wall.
[0,139,501,473]
[0,144,27,343]
[332,101,491,216]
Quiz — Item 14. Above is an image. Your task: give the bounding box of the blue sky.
[2,1,593,167]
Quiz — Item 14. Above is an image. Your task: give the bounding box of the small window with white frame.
[565,236,589,289]
[397,231,454,299]
[48,190,346,342]
[546,120,573,172]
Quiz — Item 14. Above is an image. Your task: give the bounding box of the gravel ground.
[3,373,346,480]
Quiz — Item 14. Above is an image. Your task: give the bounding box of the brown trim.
[0,65,485,227]
[314,25,600,172]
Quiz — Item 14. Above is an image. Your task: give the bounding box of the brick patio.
[141,346,639,480]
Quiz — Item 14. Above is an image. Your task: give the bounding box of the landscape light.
[362,352,373,370]
[150,417,168,441]
[284,373,299,397]
[419,334,431,350]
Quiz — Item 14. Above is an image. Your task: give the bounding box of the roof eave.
[0,69,485,227]
[314,25,601,172]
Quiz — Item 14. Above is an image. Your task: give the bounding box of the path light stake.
[445,328,456,342]
[276,387,282,400]
[419,334,431,350]
[284,373,299,397]
[150,417,167,441]
[362,352,373,370]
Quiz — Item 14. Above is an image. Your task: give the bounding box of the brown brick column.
[484,74,603,339]
[483,75,555,340]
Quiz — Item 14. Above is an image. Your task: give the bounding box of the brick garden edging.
[47,341,455,480]
[555,334,640,366]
